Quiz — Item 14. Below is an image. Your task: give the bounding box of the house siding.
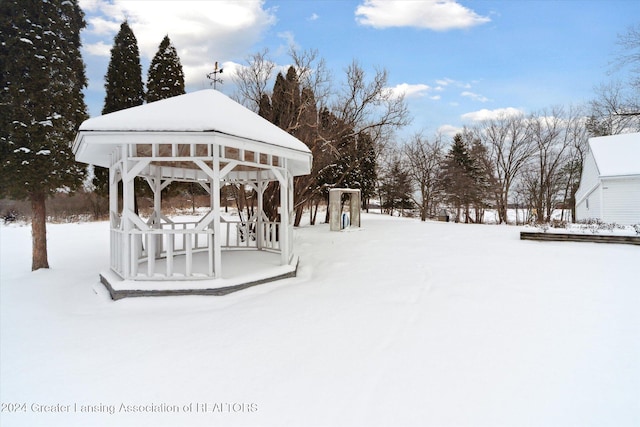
[576,185,602,222]
[602,177,640,225]
[575,152,601,221]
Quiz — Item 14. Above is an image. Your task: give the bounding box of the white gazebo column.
[109,157,121,276]
[256,173,265,250]
[278,161,291,266]
[151,167,163,258]
[212,146,222,277]
[120,150,150,279]
[121,145,134,278]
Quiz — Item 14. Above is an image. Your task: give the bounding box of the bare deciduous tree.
[332,60,411,152]
[612,23,640,89]
[477,113,535,224]
[561,107,590,221]
[403,133,444,221]
[588,80,640,135]
[232,49,276,111]
[528,107,572,222]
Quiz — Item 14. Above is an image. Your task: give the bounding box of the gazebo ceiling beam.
[219,161,238,179]
[126,159,151,181]
[193,159,216,180]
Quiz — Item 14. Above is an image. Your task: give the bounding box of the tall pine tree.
[0,0,88,270]
[441,133,481,223]
[93,21,145,200]
[102,21,144,114]
[146,35,185,103]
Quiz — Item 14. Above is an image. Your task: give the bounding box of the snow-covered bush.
[530,219,637,236]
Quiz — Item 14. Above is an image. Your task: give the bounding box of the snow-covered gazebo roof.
[73,89,312,177]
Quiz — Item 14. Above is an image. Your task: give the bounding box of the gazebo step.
[99,255,298,300]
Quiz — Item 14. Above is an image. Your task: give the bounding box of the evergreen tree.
[353,132,377,206]
[258,93,272,121]
[380,157,413,215]
[146,35,185,103]
[270,67,301,132]
[441,133,478,222]
[102,21,144,114]
[468,137,495,223]
[93,21,145,201]
[0,0,88,270]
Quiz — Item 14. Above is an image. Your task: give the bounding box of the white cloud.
[86,16,122,35]
[461,107,524,122]
[277,31,299,50]
[385,83,431,99]
[78,0,103,13]
[355,0,490,31]
[83,41,111,57]
[429,95,441,100]
[461,91,489,102]
[435,78,454,86]
[309,13,319,21]
[81,1,277,86]
[437,124,463,138]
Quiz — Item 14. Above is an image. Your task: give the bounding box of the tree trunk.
[311,200,319,225]
[31,191,49,270]
[293,204,304,227]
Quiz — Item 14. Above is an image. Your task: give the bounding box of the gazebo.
[73,90,312,299]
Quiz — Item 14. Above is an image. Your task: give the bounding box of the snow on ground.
[1,214,638,427]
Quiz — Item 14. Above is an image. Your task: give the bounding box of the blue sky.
[78,0,640,139]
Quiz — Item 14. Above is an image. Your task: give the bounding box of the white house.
[575,132,640,226]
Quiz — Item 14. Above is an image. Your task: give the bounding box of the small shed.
[575,132,640,226]
[73,90,312,298]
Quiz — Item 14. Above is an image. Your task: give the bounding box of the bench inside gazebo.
[73,90,312,300]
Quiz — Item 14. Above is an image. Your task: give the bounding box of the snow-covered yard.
[1,213,638,427]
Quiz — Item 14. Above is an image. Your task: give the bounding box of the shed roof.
[589,132,640,177]
[73,90,311,175]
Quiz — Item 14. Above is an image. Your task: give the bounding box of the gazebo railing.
[134,227,215,279]
[220,218,280,251]
[110,218,282,280]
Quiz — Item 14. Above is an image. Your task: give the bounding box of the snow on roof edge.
[589,132,640,177]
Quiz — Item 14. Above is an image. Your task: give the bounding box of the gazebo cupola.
[73,90,312,298]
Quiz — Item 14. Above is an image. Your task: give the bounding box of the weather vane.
[207,61,223,90]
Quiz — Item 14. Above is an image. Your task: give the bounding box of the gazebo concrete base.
[99,251,298,300]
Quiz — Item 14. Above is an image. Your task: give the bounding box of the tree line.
[233,49,639,226]
[400,107,591,224]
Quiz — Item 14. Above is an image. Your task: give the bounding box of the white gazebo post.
[121,145,133,278]
[279,165,290,266]
[212,145,222,277]
[108,153,121,276]
[256,171,265,250]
